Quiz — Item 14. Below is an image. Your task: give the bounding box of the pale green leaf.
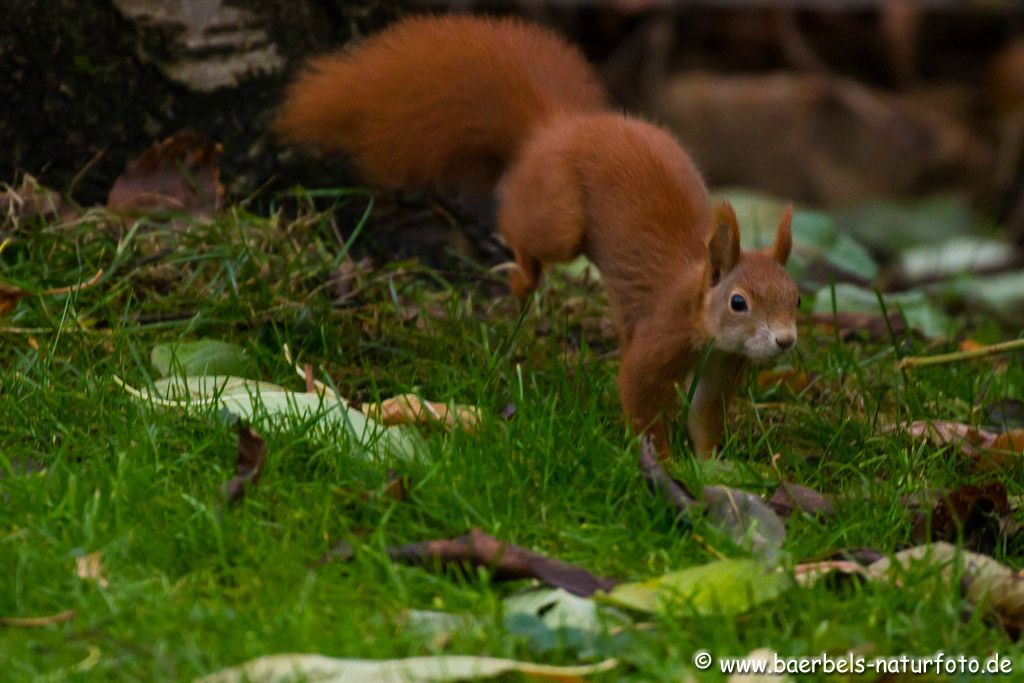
[900,237,1016,283]
[941,270,1024,319]
[503,588,629,633]
[195,654,617,683]
[151,339,256,378]
[598,559,790,616]
[834,196,973,254]
[120,376,422,461]
[703,486,786,563]
[812,283,953,339]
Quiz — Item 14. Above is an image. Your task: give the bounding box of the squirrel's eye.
[730,293,748,312]
[797,295,802,308]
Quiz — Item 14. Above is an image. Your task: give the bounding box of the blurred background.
[3,0,1024,327]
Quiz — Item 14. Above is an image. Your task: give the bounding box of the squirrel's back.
[276,15,607,192]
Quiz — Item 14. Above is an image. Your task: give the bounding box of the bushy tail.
[276,15,606,192]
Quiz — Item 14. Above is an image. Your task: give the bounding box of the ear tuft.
[773,204,793,265]
[708,201,741,283]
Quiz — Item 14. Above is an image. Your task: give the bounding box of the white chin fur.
[744,330,789,359]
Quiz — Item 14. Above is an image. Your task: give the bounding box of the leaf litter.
[222,425,267,503]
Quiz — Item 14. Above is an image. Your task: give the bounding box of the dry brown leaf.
[867,543,1024,639]
[364,394,481,432]
[223,426,268,503]
[107,130,224,217]
[0,175,72,226]
[769,482,835,518]
[75,551,108,588]
[324,528,618,597]
[756,369,813,393]
[893,420,997,457]
[0,282,26,316]
[992,430,1024,453]
[975,429,1024,471]
[960,339,987,352]
[794,560,869,587]
[908,482,1011,553]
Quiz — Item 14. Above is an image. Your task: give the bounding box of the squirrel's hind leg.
[509,250,542,303]
[498,127,586,302]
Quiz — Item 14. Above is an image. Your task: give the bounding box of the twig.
[38,268,104,296]
[638,437,697,512]
[0,609,75,627]
[898,338,1024,370]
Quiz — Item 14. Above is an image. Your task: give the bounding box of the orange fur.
[277,15,799,458]
[276,15,605,192]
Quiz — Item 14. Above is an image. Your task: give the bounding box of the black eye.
[797,295,802,308]
[730,293,748,312]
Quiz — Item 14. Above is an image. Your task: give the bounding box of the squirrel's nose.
[775,335,796,350]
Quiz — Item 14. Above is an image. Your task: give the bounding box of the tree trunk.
[1,0,405,204]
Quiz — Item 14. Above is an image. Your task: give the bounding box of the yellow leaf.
[364,394,481,432]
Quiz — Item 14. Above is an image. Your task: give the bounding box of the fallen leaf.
[223,426,267,503]
[330,529,617,597]
[639,440,785,561]
[991,430,1024,453]
[866,542,1024,638]
[75,551,109,588]
[599,559,790,616]
[769,482,835,518]
[892,420,997,457]
[0,282,26,316]
[909,482,1010,552]
[809,311,908,342]
[0,175,70,225]
[945,270,1024,320]
[107,130,224,217]
[331,256,373,303]
[381,469,409,502]
[151,339,256,378]
[756,369,814,393]
[961,339,987,352]
[793,560,869,588]
[405,589,629,655]
[0,609,76,627]
[402,609,480,649]
[363,394,481,433]
[196,654,617,683]
[897,237,1019,285]
[834,196,973,256]
[118,375,422,461]
[703,486,787,563]
[503,588,629,634]
[812,283,948,339]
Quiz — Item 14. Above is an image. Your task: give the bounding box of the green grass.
[1,201,1023,681]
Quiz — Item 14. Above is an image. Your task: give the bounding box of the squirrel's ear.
[708,201,740,284]
[772,205,793,265]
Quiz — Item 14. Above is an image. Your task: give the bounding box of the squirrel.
[276,14,800,458]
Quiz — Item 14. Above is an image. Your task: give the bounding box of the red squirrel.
[276,14,799,458]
